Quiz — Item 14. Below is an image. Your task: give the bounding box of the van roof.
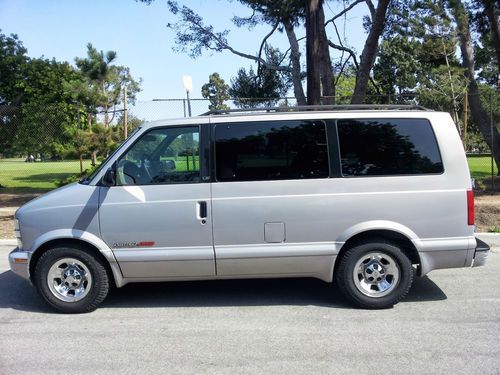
[200,104,432,117]
[142,104,439,130]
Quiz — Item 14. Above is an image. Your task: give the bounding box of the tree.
[139,0,307,102]
[201,72,230,111]
[351,0,390,104]
[416,65,468,118]
[116,112,143,136]
[16,59,84,156]
[374,37,421,101]
[0,31,28,155]
[234,0,307,104]
[0,31,27,108]
[75,43,117,126]
[229,45,291,107]
[449,0,500,173]
[305,0,322,105]
[471,1,500,86]
[477,0,500,74]
[75,44,141,127]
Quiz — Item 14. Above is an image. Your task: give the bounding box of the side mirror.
[101,168,115,187]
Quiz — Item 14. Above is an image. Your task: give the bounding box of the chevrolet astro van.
[9,105,490,313]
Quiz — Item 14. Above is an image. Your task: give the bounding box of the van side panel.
[212,113,474,279]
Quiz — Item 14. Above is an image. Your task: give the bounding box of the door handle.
[197,201,207,224]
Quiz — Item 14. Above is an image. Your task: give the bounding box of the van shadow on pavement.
[0,270,446,313]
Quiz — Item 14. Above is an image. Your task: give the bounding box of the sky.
[0,0,368,118]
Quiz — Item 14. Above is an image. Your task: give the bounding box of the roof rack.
[200,104,432,116]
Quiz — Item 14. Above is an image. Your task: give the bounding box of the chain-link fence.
[0,94,498,192]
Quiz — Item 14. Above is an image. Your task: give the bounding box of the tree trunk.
[451,0,500,174]
[318,4,334,104]
[283,19,307,106]
[305,0,322,105]
[482,0,500,72]
[351,0,390,104]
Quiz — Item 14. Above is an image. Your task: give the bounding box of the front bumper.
[8,248,30,280]
[472,238,490,267]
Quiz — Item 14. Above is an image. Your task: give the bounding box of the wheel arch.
[28,234,124,288]
[334,229,421,278]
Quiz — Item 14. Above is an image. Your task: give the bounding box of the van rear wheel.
[336,241,413,309]
[34,246,109,313]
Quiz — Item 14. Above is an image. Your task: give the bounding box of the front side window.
[215,121,329,182]
[337,119,443,176]
[116,126,200,185]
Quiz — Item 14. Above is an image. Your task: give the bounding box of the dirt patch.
[0,210,15,239]
[475,194,500,232]
[0,193,42,208]
[0,193,40,239]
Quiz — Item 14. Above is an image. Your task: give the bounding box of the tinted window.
[116,126,200,185]
[215,121,329,182]
[337,119,443,176]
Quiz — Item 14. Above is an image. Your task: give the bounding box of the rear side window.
[337,119,443,176]
[215,121,329,182]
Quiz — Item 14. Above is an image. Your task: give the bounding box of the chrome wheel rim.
[353,252,400,298]
[47,258,92,302]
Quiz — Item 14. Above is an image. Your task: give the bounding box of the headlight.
[14,219,22,248]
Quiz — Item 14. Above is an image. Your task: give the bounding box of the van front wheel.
[34,246,110,313]
[335,241,413,309]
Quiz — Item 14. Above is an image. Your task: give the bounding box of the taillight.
[467,189,474,226]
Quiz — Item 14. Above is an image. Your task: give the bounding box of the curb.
[476,233,500,247]
[1,234,499,247]
[0,239,17,246]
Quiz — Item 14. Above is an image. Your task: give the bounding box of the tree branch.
[365,0,376,20]
[257,21,280,72]
[333,54,352,86]
[325,0,365,26]
[328,40,359,70]
[167,1,291,72]
[232,9,258,28]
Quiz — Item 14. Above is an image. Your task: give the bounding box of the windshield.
[80,127,142,184]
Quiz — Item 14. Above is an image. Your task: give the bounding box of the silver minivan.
[9,106,490,313]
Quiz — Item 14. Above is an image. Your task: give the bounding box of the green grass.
[467,155,498,180]
[0,159,92,193]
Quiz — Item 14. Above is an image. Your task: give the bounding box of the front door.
[99,125,215,279]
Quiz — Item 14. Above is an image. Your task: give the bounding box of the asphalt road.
[0,245,499,374]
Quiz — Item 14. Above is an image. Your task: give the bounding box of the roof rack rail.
[200,104,432,116]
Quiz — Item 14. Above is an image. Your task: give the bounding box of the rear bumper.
[8,248,30,280]
[472,238,490,267]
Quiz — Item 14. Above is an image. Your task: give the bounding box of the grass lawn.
[467,155,498,180]
[0,159,92,193]
[0,156,497,194]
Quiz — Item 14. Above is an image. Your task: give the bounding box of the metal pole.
[123,86,128,140]
[187,91,192,117]
[463,93,468,150]
[77,102,83,173]
[77,102,81,129]
[491,92,495,191]
[183,99,187,118]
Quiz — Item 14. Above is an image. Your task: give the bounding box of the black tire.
[335,240,413,309]
[34,246,110,313]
